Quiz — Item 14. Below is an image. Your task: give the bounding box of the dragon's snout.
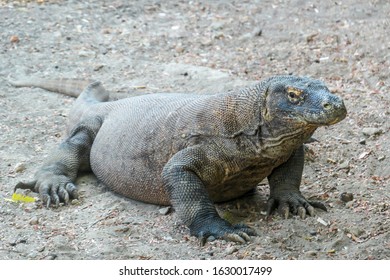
[322,95,347,125]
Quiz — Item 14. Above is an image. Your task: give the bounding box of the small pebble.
[14,162,26,173]
[340,192,354,202]
[163,235,173,241]
[29,216,39,225]
[114,226,130,233]
[349,227,365,237]
[200,39,213,46]
[306,251,317,256]
[37,246,45,252]
[225,246,238,255]
[317,217,329,226]
[44,254,57,260]
[10,35,20,43]
[359,138,366,145]
[175,46,185,53]
[159,206,171,215]
[70,199,80,205]
[338,161,350,171]
[345,201,354,208]
[362,127,383,137]
[206,236,216,243]
[27,252,37,259]
[93,64,104,71]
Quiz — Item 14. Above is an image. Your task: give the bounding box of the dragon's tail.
[8,77,109,103]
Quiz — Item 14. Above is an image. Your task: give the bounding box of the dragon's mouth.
[327,115,346,125]
[299,102,347,126]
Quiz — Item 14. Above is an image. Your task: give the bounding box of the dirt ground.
[0,0,389,260]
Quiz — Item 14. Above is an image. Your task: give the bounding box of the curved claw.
[309,201,327,212]
[224,233,247,244]
[198,226,255,246]
[233,224,256,236]
[297,206,306,219]
[58,185,70,204]
[279,202,290,219]
[42,194,51,208]
[65,183,78,199]
[14,176,78,207]
[191,216,256,246]
[50,184,60,207]
[267,192,327,219]
[266,198,277,216]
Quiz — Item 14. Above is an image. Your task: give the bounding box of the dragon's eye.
[286,87,303,102]
[288,91,297,98]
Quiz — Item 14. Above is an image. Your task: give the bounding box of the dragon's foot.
[189,214,256,246]
[267,190,327,219]
[14,174,78,208]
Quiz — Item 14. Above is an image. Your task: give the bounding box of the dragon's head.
[262,76,347,128]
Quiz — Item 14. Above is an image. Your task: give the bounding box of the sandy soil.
[0,0,389,260]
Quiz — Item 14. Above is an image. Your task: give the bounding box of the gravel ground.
[0,0,389,260]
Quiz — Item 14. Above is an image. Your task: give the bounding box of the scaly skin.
[11,75,347,244]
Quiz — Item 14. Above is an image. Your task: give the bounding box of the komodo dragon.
[10,75,347,244]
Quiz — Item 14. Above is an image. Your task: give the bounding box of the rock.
[78,50,95,57]
[29,216,39,225]
[51,235,68,249]
[206,236,216,243]
[14,162,26,173]
[317,217,329,226]
[175,45,185,53]
[27,252,37,259]
[340,192,354,202]
[362,127,383,137]
[44,254,57,260]
[359,138,366,145]
[200,39,213,46]
[159,206,171,215]
[114,226,130,233]
[349,227,365,237]
[37,246,45,252]
[225,246,238,255]
[70,199,80,205]
[338,161,350,171]
[329,234,351,251]
[345,201,354,208]
[9,238,27,246]
[93,64,105,71]
[306,250,317,256]
[163,235,173,241]
[378,155,386,161]
[10,35,20,43]
[306,33,318,43]
[210,21,225,31]
[254,28,263,37]
[358,151,371,159]
[122,219,137,225]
